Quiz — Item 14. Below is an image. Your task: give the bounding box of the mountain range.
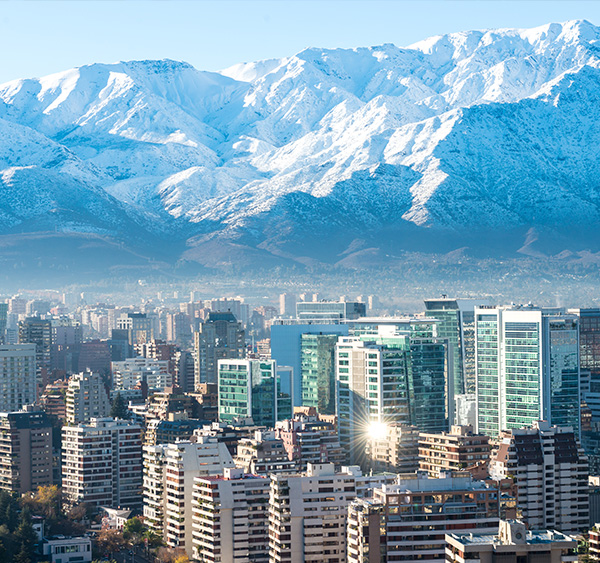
[2,20,600,277]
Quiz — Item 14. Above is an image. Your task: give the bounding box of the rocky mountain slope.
[2,20,600,274]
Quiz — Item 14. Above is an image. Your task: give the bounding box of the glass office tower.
[475,307,580,437]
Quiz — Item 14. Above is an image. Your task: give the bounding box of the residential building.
[194,312,245,387]
[41,536,92,563]
[489,420,589,533]
[143,436,235,556]
[275,413,344,471]
[0,409,52,493]
[65,371,111,425]
[475,307,580,438]
[234,430,298,475]
[117,312,153,345]
[62,418,142,511]
[365,422,420,474]
[0,344,37,411]
[446,520,578,563]
[38,379,68,420]
[268,463,359,563]
[347,474,499,563]
[279,293,296,317]
[419,424,491,477]
[145,415,206,447]
[111,356,171,392]
[192,467,270,563]
[301,333,339,415]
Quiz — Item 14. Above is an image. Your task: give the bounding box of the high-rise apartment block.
[475,307,580,437]
[143,436,235,557]
[419,424,491,477]
[194,312,245,387]
[117,312,153,345]
[65,371,111,425]
[279,293,297,316]
[365,422,420,473]
[347,474,499,563]
[234,430,297,475]
[0,343,37,411]
[489,421,589,533]
[62,418,142,511]
[268,463,359,563]
[112,357,172,392]
[275,413,344,471]
[192,467,270,563]
[0,410,53,494]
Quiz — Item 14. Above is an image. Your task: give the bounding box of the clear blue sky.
[2,0,600,83]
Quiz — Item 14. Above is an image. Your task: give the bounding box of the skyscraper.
[300,332,339,414]
[270,320,348,407]
[424,297,491,399]
[336,329,447,463]
[0,303,7,344]
[475,306,580,437]
[18,317,52,387]
[218,359,277,426]
[194,312,245,387]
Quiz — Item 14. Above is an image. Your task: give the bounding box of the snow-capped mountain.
[2,20,600,272]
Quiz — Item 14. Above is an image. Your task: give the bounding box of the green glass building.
[301,333,339,415]
[475,307,581,437]
[218,359,276,427]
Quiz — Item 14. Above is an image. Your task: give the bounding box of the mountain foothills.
[2,20,600,275]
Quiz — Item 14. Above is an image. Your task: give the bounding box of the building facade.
[0,344,37,411]
[475,307,580,437]
[65,371,111,425]
[489,421,589,533]
[0,410,52,493]
[62,418,142,511]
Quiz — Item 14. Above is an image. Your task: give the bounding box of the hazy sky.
[2,0,600,83]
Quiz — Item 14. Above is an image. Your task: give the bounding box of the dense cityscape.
[0,290,597,562]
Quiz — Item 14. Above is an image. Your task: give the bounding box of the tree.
[110,392,129,419]
[123,517,145,545]
[96,529,125,556]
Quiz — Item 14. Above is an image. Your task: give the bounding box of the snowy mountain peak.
[2,21,600,273]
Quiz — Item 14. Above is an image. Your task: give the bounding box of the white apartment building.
[65,371,111,425]
[268,463,361,563]
[192,467,271,563]
[62,418,142,512]
[111,357,171,392]
[489,420,589,533]
[0,344,36,412]
[142,436,235,557]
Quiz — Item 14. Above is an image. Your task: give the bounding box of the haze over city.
[2,2,600,562]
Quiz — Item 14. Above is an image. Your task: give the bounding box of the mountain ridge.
[1,19,600,276]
